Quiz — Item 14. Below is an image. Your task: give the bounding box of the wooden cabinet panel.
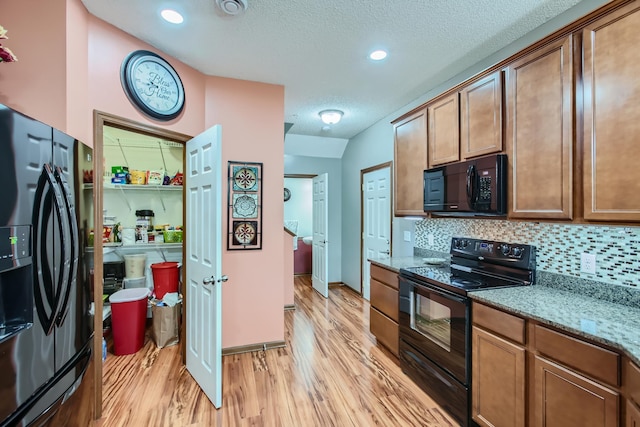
[460,71,503,160]
[370,307,398,356]
[370,278,398,322]
[625,359,640,405]
[472,326,525,427]
[370,264,398,290]
[473,303,525,345]
[427,93,459,167]
[506,35,573,219]
[534,355,619,427]
[534,324,620,387]
[583,2,640,221]
[628,399,640,427]
[393,109,428,216]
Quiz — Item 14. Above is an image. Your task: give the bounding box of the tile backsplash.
[414,218,640,288]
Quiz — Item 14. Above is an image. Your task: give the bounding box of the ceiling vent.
[216,0,248,16]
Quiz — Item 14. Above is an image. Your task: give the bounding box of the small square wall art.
[227,161,262,250]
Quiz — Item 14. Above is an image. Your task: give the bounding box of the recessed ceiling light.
[369,49,388,61]
[161,9,184,24]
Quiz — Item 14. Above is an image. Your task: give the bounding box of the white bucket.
[124,254,146,278]
[122,276,147,289]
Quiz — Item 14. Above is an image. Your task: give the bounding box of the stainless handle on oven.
[409,290,415,330]
[410,278,467,304]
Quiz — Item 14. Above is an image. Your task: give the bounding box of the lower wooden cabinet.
[472,326,525,427]
[534,355,619,427]
[627,399,640,427]
[473,302,628,427]
[369,264,399,356]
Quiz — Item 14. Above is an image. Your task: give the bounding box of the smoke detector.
[216,0,248,16]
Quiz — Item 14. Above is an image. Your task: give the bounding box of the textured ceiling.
[81,0,584,141]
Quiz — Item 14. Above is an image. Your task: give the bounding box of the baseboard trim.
[222,340,286,356]
[284,304,296,311]
[341,283,362,296]
[328,281,343,289]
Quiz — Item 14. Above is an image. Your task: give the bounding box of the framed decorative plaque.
[227,161,263,250]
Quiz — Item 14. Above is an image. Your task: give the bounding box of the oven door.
[398,275,469,385]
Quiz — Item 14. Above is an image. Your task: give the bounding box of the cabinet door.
[460,71,503,160]
[628,400,640,427]
[393,109,428,216]
[583,2,640,221]
[506,35,573,219]
[472,326,525,427]
[534,355,619,427]
[428,93,459,167]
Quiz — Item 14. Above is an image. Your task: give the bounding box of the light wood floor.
[98,275,457,426]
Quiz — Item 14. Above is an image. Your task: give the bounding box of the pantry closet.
[90,111,192,419]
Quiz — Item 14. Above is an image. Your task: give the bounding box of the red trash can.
[151,262,180,299]
[109,288,150,355]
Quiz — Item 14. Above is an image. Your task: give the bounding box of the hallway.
[99,276,456,426]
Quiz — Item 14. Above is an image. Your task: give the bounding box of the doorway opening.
[284,175,314,276]
[92,111,191,419]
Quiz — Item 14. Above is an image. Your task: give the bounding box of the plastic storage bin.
[109,288,150,355]
[123,276,147,289]
[150,262,180,299]
[124,254,146,278]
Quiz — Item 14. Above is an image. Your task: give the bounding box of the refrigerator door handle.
[32,164,70,335]
[53,166,78,326]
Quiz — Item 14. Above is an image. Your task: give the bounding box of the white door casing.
[312,173,329,298]
[185,125,223,408]
[362,167,391,300]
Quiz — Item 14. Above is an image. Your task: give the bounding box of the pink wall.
[0,0,68,129]
[1,0,286,350]
[206,76,285,346]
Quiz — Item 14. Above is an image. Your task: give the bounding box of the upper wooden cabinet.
[582,1,640,222]
[506,35,574,220]
[393,108,428,216]
[427,93,460,167]
[460,71,503,160]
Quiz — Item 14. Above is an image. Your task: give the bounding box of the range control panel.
[451,237,536,270]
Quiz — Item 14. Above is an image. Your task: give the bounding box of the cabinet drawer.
[370,307,398,356]
[370,278,398,322]
[473,302,525,345]
[370,264,398,289]
[534,324,620,387]
[625,359,640,405]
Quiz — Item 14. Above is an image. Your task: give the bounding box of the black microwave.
[423,154,507,216]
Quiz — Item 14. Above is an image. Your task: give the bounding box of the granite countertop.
[470,286,640,366]
[368,255,640,366]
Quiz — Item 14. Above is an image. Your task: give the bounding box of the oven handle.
[405,277,467,304]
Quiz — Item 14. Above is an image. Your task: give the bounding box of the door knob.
[217,275,228,283]
[382,250,390,255]
[203,276,214,285]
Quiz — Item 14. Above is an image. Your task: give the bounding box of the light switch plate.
[580,253,596,274]
[403,231,411,242]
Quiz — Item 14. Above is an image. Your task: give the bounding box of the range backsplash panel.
[414,218,639,288]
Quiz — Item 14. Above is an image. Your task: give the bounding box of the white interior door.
[312,173,329,298]
[362,167,391,300]
[185,125,224,408]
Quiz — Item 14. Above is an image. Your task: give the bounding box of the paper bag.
[152,302,181,348]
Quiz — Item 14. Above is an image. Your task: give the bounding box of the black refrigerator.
[0,104,94,427]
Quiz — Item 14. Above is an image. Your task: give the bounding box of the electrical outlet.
[580,253,596,274]
[403,231,411,242]
[428,234,435,246]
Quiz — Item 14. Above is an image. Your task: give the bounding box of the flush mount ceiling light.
[369,49,388,61]
[319,110,343,125]
[160,9,184,24]
[216,0,248,16]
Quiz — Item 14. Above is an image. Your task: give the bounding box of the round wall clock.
[120,50,185,121]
